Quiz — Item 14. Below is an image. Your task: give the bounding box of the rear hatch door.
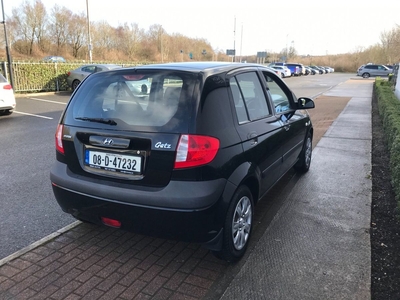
[61,69,197,187]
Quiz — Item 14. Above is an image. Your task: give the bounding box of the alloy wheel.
[232,195,252,251]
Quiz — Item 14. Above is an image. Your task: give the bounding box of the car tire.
[362,73,370,78]
[213,185,254,262]
[5,109,13,115]
[294,132,312,173]
[0,109,13,116]
[72,80,81,91]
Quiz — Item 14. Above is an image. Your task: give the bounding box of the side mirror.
[296,97,315,109]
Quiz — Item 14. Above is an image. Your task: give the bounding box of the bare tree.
[114,23,144,60]
[7,0,47,55]
[380,25,400,64]
[91,20,127,60]
[48,4,72,54]
[9,3,33,55]
[147,24,165,61]
[32,0,47,52]
[68,13,87,58]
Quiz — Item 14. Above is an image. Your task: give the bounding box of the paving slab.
[219,79,373,300]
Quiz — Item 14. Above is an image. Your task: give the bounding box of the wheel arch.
[226,161,260,205]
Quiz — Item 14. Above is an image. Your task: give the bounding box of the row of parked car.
[268,62,335,78]
[66,63,336,91]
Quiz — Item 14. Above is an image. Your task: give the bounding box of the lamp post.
[86,0,92,63]
[286,34,288,62]
[1,0,14,88]
[160,26,163,63]
[233,16,236,63]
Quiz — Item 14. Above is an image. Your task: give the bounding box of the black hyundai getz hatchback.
[51,62,315,262]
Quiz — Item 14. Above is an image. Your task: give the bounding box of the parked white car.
[0,74,16,116]
[271,66,291,78]
[270,67,283,78]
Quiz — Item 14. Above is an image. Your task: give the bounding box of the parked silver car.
[357,64,392,78]
[67,64,121,90]
[43,56,66,63]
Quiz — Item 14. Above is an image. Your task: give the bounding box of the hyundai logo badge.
[103,138,114,146]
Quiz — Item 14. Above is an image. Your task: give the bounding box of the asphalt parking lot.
[0,74,373,299]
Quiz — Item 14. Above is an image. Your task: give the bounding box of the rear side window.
[229,72,270,122]
[262,72,291,113]
[81,66,97,73]
[65,70,196,133]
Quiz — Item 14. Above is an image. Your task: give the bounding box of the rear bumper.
[0,104,15,110]
[0,107,14,111]
[50,161,234,244]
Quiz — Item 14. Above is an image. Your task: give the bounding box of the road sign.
[257,51,267,58]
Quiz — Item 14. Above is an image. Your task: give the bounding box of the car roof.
[131,62,266,75]
[89,64,120,67]
[361,64,384,67]
[75,64,120,70]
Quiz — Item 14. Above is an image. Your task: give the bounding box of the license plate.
[85,150,142,174]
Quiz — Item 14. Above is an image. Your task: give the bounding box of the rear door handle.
[248,132,258,145]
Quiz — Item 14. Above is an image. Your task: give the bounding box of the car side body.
[285,63,303,76]
[66,64,121,90]
[357,64,392,78]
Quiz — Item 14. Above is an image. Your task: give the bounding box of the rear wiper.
[76,117,117,125]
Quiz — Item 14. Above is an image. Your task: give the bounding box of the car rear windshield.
[64,69,197,133]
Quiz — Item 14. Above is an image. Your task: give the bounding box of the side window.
[234,72,270,121]
[82,66,96,73]
[262,72,291,114]
[230,78,248,123]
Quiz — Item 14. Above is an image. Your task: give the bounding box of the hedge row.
[374,78,400,210]
[1,61,151,93]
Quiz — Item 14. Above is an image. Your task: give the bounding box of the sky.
[4,0,400,56]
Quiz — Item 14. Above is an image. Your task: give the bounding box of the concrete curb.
[0,221,81,268]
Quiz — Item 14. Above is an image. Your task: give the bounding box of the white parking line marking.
[28,98,67,105]
[14,111,53,119]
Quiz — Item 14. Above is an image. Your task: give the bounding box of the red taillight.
[174,134,220,169]
[67,72,71,76]
[55,124,64,154]
[101,217,121,228]
[3,84,12,90]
